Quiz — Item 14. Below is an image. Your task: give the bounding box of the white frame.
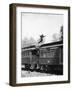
[16,7,68,83]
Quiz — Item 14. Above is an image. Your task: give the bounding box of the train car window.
[31,49,39,56]
[26,51,28,56]
[25,51,26,56]
[27,51,29,56]
[26,51,27,56]
[23,52,24,56]
[47,48,50,51]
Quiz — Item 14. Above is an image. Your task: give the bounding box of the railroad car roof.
[22,41,63,50]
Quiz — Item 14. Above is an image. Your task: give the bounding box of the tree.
[52,26,63,42]
[52,33,59,42]
[59,26,63,41]
[22,37,37,48]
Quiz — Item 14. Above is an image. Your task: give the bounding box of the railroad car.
[21,41,63,75]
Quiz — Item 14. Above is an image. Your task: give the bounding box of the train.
[21,41,63,75]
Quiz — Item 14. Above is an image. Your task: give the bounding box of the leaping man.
[38,34,45,44]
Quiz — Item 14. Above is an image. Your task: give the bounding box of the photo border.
[9,3,70,86]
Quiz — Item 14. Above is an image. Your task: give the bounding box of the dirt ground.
[21,70,55,77]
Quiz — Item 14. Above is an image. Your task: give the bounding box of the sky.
[22,13,63,44]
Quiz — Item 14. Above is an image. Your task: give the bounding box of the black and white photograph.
[9,3,70,86]
[21,13,63,77]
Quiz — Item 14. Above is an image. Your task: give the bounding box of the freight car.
[21,41,63,75]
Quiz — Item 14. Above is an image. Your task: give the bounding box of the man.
[38,34,45,44]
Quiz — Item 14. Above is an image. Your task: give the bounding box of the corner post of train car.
[36,47,40,70]
[28,50,32,74]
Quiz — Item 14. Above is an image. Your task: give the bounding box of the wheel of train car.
[43,65,46,72]
[21,64,25,70]
[30,64,35,72]
[34,64,37,71]
[44,65,52,74]
[24,64,26,70]
[35,64,40,72]
[25,64,30,71]
[33,64,36,71]
[39,65,44,72]
[40,65,45,73]
[25,64,27,70]
[46,65,51,73]
[44,64,48,73]
[28,64,31,70]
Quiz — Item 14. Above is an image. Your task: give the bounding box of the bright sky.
[22,13,63,43]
